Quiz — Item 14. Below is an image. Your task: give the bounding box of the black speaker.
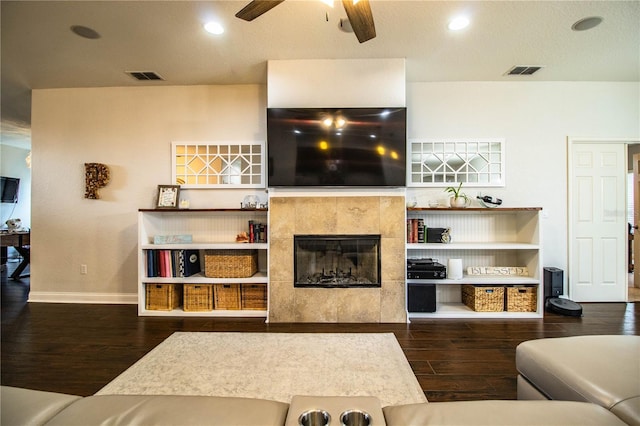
[543,267,563,299]
[408,284,436,313]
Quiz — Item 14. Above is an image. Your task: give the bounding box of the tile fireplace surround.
[268,196,406,323]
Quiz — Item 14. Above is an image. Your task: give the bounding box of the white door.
[569,142,627,302]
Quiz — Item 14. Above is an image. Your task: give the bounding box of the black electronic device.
[408,270,446,279]
[543,267,563,299]
[267,107,407,187]
[546,297,583,317]
[407,258,447,279]
[542,267,583,317]
[408,284,436,312]
[476,195,502,208]
[0,177,19,203]
[407,258,436,268]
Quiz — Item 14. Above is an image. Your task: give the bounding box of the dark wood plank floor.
[2,263,638,402]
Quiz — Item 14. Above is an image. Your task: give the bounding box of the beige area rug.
[96,332,427,407]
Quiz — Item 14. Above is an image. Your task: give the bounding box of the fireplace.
[268,195,406,323]
[294,234,381,288]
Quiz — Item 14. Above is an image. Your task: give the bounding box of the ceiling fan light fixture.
[448,16,470,31]
[204,22,224,35]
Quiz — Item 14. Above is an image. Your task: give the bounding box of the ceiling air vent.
[506,66,543,76]
[127,71,164,81]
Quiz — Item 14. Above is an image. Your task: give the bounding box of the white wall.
[30,85,266,302]
[267,59,406,107]
[406,81,640,275]
[0,144,31,229]
[29,78,639,302]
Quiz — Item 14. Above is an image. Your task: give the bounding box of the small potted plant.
[445,182,469,208]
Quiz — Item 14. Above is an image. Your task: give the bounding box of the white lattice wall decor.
[408,139,505,187]
[172,141,265,188]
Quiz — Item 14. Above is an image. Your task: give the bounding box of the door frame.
[633,153,640,287]
[567,137,639,301]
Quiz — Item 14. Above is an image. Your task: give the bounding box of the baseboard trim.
[28,292,138,304]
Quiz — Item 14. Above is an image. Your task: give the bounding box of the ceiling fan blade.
[235,0,285,21]
[342,0,376,43]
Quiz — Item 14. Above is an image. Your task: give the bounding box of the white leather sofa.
[1,386,627,426]
[516,335,640,426]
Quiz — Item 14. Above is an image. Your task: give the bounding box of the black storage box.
[427,228,448,243]
[408,283,436,313]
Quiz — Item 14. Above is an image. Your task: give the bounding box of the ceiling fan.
[235,0,376,43]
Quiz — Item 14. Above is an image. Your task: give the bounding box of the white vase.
[450,197,467,208]
[447,258,463,279]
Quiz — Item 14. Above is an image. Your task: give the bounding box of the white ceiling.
[1,0,639,148]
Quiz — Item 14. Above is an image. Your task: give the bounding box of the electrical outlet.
[81,264,88,275]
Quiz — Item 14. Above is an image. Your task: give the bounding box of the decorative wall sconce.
[84,163,110,199]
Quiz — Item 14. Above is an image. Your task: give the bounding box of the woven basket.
[204,250,258,278]
[183,284,213,312]
[506,286,537,312]
[461,285,504,312]
[146,283,182,311]
[241,284,267,310]
[214,284,241,310]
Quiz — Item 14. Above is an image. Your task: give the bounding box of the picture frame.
[156,185,180,209]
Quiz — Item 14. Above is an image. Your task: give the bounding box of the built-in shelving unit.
[137,209,268,318]
[406,207,543,319]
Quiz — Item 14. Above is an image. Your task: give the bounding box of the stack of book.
[407,218,425,243]
[248,220,267,243]
[146,249,201,278]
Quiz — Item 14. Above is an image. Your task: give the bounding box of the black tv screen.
[267,107,406,187]
[0,177,19,203]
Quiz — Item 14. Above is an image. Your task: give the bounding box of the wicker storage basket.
[214,284,241,310]
[183,284,213,312]
[461,285,505,312]
[146,283,182,311]
[241,284,267,310]
[506,286,537,312]
[204,250,258,278]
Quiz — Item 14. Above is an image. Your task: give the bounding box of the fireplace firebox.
[294,235,381,288]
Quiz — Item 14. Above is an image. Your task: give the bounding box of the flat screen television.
[267,107,407,187]
[0,177,19,203]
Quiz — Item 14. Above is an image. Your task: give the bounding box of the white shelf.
[407,242,539,250]
[138,308,268,318]
[408,302,542,319]
[138,209,269,318]
[142,243,268,250]
[142,272,268,284]
[406,207,543,319]
[407,276,539,285]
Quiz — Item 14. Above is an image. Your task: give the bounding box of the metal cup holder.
[340,410,371,426]
[298,409,331,426]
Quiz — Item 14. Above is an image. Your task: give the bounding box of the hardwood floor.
[2,263,638,402]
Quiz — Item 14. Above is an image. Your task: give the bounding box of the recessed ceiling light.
[70,25,101,39]
[448,16,470,31]
[571,16,603,31]
[204,22,224,35]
